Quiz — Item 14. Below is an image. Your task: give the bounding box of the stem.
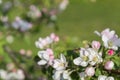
[104,68,120,75]
[3,45,32,80]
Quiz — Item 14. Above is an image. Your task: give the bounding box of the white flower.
[0,69,25,80]
[98,75,114,80]
[98,75,107,80]
[95,28,120,50]
[85,67,95,77]
[88,48,103,66]
[59,0,69,11]
[35,33,59,49]
[104,61,114,70]
[37,48,54,65]
[53,70,71,80]
[50,33,59,42]
[106,77,114,80]
[0,0,2,4]
[73,48,89,67]
[73,48,103,67]
[0,69,7,80]
[6,35,14,44]
[53,54,67,70]
[79,72,86,80]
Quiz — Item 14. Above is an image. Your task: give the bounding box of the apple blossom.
[53,70,71,80]
[98,75,107,80]
[106,77,114,80]
[88,48,103,66]
[79,72,86,80]
[85,67,95,77]
[98,75,114,80]
[35,33,59,49]
[74,48,103,67]
[53,54,67,71]
[95,28,120,50]
[59,0,69,11]
[104,61,114,70]
[37,48,54,65]
[91,41,101,50]
[73,48,89,67]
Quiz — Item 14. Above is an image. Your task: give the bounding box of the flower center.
[82,56,88,61]
[108,41,113,47]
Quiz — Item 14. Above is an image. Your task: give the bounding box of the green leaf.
[95,68,101,77]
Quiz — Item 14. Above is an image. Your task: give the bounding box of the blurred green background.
[9,0,120,56]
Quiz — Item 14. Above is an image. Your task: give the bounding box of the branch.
[3,45,32,80]
[104,68,120,75]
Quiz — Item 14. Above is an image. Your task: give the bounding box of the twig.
[104,68,120,75]
[3,45,32,80]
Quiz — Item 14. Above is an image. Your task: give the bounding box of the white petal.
[80,61,88,67]
[102,35,109,43]
[43,53,49,61]
[113,38,120,47]
[60,54,66,63]
[94,31,101,36]
[53,59,61,68]
[73,57,82,65]
[98,75,107,80]
[53,70,62,80]
[63,71,69,79]
[38,51,46,58]
[37,60,47,65]
[106,77,114,80]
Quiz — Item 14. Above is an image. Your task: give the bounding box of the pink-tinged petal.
[113,38,120,47]
[101,28,110,35]
[50,33,56,39]
[37,60,47,65]
[54,36,59,42]
[102,35,109,43]
[46,48,54,55]
[104,61,114,70]
[85,67,95,77]
[91,41,101,50]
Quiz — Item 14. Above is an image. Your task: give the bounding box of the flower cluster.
[0,0,69,33]
[35,33,59,49]
[35,28,120,80]
[0,63,25,80]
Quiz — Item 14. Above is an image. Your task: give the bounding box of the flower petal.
[37,60,47,65]
[73,57,82,66]
[60,54,66,63]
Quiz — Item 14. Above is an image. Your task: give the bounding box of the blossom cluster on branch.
[35,28,120,80]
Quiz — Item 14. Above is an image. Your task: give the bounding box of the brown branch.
[104,68,120,75]
[3,45,32,80]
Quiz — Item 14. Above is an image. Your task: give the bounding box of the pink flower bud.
[108,49,114,56]
[91,41,101,50]
[19,49,26,55]
[50,33,59,42]
[104,61,114,70]
[85,67,95,77]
